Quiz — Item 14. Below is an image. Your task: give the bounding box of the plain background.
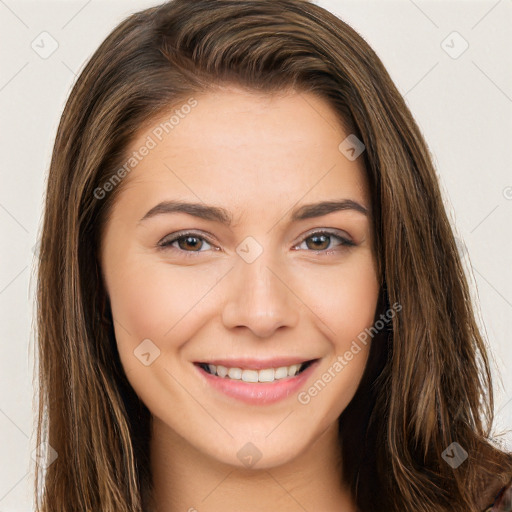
[0,0,511,509]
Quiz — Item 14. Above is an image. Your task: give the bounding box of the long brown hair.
[34,1,512,510]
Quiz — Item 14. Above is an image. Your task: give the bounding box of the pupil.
[181,236,201,251]
[308,234,328,250]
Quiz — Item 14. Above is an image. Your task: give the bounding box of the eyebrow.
[138,199,369,226]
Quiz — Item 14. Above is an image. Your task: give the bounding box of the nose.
[221,252,300,338]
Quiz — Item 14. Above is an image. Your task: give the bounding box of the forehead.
[109,88,370,222]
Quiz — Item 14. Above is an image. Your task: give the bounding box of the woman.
[34,0,512,510]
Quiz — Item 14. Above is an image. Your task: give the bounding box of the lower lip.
[193,360,320,405]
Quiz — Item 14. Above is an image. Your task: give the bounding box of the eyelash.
[157,229,356,257]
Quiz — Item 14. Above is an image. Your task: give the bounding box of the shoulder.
[482,477,512,511]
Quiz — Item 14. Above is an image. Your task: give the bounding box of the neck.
[147,416,356,512]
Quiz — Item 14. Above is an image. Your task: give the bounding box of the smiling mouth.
[195,359,317,383]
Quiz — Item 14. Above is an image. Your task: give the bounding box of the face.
[99,87,380,469]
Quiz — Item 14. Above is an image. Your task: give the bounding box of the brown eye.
[158,232,214,255]
[305,234,331,251]
[296,230,355,254]
[176,235,203,252]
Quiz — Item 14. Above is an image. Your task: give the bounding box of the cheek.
[108,263,170,338]
[298,253,380,347]
[295,260,379,413]
[105,255,220,371]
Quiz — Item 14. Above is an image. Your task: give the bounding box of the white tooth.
[228,367,242,380]
[258,368,275,382]
[288,364,300,376]
[208,364,217,374]
[275,367,289,379]
[216,365,228,378]
[242,369,259,383]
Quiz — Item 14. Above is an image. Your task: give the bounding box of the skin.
[99,87,381,512]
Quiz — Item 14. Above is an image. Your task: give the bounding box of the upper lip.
[194,357,318,370]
